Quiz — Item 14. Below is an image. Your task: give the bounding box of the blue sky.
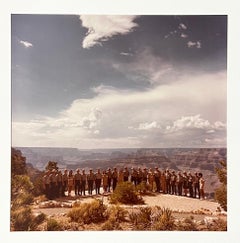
[11,15,227,148]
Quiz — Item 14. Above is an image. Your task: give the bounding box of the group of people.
[42,166,205,200]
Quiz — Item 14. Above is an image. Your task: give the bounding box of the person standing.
[123,167,129,182]
[154,167,161,193]
[137,167,143,186]
[193,172,200,198]
[131,168,138,186]
[112,167,118,191]
[170,171,177,195]
[182,171,189,196]
[49,169,57,199]
[67,170,74,197]
[188,172,194,197]
[102,170,108,194]
[161,170,167,194]
[107,168,112,192]
[148,168,155,192]
[95,168,102,194]
[142,168,148,193]
[62,169,68,197]
[81,169,87,196]
[42,170,51,199]
[87,169,95,195]
[56,170,63,198]
[165,169,171,194]
[176,171,183,196]
[74,168,81,196]
[118,168,124,183]
[199,173,205,200]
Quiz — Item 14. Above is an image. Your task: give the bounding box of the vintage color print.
[11,15,227,231]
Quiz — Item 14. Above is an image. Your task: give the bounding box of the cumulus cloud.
[12,70,226,148]
[79,15,138,49]
[19,40,33,48]
[165,114,226,133]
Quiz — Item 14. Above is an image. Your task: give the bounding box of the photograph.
[10,14,228,232]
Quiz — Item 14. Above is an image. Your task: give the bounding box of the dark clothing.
[81,180,86,195]
[75,180,81,195]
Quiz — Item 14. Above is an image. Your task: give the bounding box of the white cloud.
[12,71,226,148]
[19,40,33,48]
[129,121,161,131]
[165,114,226,133]
[79,15,138,49]
[179,23,187,30]
[187,40,201,48]
[112,48,173,85]
[120,52,133,56]
[180,33,188,38]
[167,114,211,132]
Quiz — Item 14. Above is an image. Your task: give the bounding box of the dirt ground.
[33,192,225,218]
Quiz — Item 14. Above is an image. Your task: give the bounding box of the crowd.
[42,167,205,200]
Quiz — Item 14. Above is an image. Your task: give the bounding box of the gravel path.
[143,194,220,212]
[33,193,222,216]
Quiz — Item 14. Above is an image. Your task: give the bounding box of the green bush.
[215,161,227,211]
[12,193,34,210]
[11,207,33,231]
[32,213,46,226]
[110,182,144,205]
[11,206,47,231]
[68,199,107,224]
[47,218,62,231]
[215,185,227,211]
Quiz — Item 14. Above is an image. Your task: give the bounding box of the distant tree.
[11,148,27,176]
[11,148,46,231]
[11,148,33,201]
[45,161,58,171]
[215,160,227,211]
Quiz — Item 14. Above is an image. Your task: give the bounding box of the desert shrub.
[215,161,227,211]
[101,217,123,231]
[68,199,107,224]
[108,205,128,222]
[151,207,175,231]
[11,206,47,231]
[110,182,144,205]
[136,182,154,195]
[11,207,33,231]
[129,207,152,230]
[175,216,198,231]
[46,218,62,231]
[11,175,34,201]
[34,194,48,204]
[32,213,46,226]
[207,218,227,231]
[12,193,34,210]
[129,206,175,231]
